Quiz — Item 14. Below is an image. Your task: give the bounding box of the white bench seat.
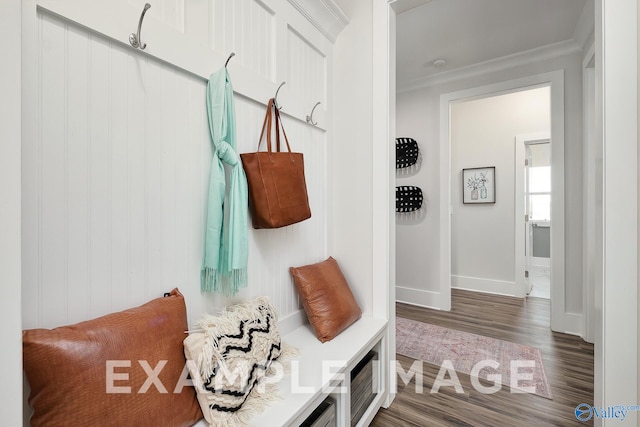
[194,316,388,427]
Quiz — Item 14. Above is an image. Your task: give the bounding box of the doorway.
[449,86,554,306]
[440,73,565,329]
[520,138,552,299]
[382,0,638,416]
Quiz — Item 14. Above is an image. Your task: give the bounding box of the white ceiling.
[396,0,592,85]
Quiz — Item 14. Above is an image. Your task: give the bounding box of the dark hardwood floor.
[372,289,594,427]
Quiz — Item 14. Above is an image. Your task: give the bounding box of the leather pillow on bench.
[290,257,362,343]
[23,288,203,427]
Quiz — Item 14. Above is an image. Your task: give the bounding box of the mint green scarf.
[201,68,248,295]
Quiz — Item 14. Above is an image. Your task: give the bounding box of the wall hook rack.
[306,102,321,126]
[225,52,235,68]
[274,81,286,110]
[129,3,151,50]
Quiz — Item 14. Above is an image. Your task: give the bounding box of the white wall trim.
[559,313,585,338]
[286,0,348,43]
[582,41,597,345]
[0,0,23,423]
[572,1,596,52]
[399,39,581,93]
[438,87,452,312]
[593,3,604,420]
[396,286,443,310]
[583,38,596,69]
[440,70,568,332]
[388,0,430,15]
[372,0,396,409]
[598,0,638,422]
[451,275,519,298]
[278,310,307,336]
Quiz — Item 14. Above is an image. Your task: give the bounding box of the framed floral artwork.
[463,167,495,204]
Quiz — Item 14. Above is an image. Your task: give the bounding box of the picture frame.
[463,166,495,204]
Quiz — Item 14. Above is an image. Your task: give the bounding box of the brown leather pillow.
[290,257,362,343]
[23,288,203,427]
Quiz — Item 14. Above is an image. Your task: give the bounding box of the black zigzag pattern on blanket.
[203,306,282,413]
[203,325,280,396]
[220,308,271,357]
[207,342,282,413]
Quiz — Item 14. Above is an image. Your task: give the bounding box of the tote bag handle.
[257,98,294,156]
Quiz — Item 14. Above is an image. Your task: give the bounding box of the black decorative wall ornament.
[395,137,419,169]
[396,186,423,213]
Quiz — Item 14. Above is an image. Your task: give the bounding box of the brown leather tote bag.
[240,98,311,228]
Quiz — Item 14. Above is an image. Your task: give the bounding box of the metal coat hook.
[225,52,235,68]
[129,3,151,50]
[306,102,321,126]
[274,82,286,110]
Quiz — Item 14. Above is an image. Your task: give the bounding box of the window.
[528,166,550,221]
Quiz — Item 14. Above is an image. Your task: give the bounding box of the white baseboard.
[451,275,519,297]
[396,286,444,310]
[552,312,584,338]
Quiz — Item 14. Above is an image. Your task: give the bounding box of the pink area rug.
[396,317,552,399]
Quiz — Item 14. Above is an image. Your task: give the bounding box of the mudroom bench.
[195,316,388,427]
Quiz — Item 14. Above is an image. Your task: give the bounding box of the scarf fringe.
[201,267,247,296]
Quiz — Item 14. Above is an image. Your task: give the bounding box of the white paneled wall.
[130,0,186,32]
[22,2,329,331]
[287,27,326,105]
[214,0,276,80]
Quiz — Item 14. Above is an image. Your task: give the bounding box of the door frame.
[582,42,597,345]
[373,0,397,409]
[440,71,567,331]
[1,0,23,424]
[596,0,638,422]
[382,0,637,421]
[515,132,551,298]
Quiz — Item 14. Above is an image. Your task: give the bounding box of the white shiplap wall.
[287,26,326,105]
[22,0,330,332]
[209,0,276,80]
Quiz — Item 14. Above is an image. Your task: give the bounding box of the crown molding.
[287,0,349,43]
[389,0,432,14]
[572,0,595,51]
[397,39,582,93]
